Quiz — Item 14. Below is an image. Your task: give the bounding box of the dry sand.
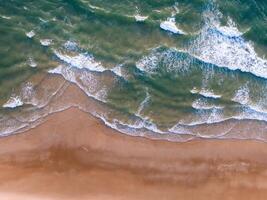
[0,107,267,200]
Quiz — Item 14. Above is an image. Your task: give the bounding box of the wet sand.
[0,107,267,200]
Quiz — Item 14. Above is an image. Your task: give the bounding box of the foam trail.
[40,39,53,46]
[160,17,186,34]
[26,30,35,38]
[192,98,223,110]
[54,51,106,72]
[137,90,150,115]
[1,15,11,19]
[135,15,148,22]
[28,57,37,68]
[191,88,221,99]
[48,65,64,74]
[3,96,23,108]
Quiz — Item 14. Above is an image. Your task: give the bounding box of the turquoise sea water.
[0,0,267,141]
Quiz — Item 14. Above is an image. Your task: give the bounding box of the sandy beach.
[0,106,267,200]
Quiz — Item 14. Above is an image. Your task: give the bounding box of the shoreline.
[3,81,267,143]
[1,107,267,199]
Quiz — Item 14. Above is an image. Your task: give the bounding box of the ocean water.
[1,0,267,141]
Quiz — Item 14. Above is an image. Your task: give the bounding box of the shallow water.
[1,0,267,141]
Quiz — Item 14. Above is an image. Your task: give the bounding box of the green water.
[0,0,267,140]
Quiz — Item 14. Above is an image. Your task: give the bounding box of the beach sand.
[1,85,267,199]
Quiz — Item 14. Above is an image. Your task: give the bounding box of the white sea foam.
[48,65,64,74]
[169,125,190,135]
[160,17,186,34]
[63,41,78,51]
[95,88,108,100]
[110,65,123,77]
[173,103,267,127]
[190,87,198,94]
[135,15,148,22]
[199,89,221,99]
[28,57,37,68]
[0,117,28,137]
[135,47,190,73]
[39,17,48,23]
[40,39,53,46]
[1,15,11,19]
[192,98,223,110]
[54,51,106,72]
[136,47,194,74]
[177,111,226,126]
[3,96,23,108]
[231,85,267,117]
[172,2,180,15]
[91,107,166,136]
[206,108,224,124]
[49,48,113,102]
[235,106,267,123]
[215,26,242,37]
[88,4,107,12]
[136,49,160,72]
[189,7,267,79]
[20,82,38,106]
[2,82,38,109]
[144,121,166,134]
[79,72,108,101]
[92,113,143,137]
[190,87,221,99]
[48,64,108,102]
[137,89,150,115]
[216,21,242,37]
[232,85,250,105]
[118,117,166,134]
[26,30,35,38]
